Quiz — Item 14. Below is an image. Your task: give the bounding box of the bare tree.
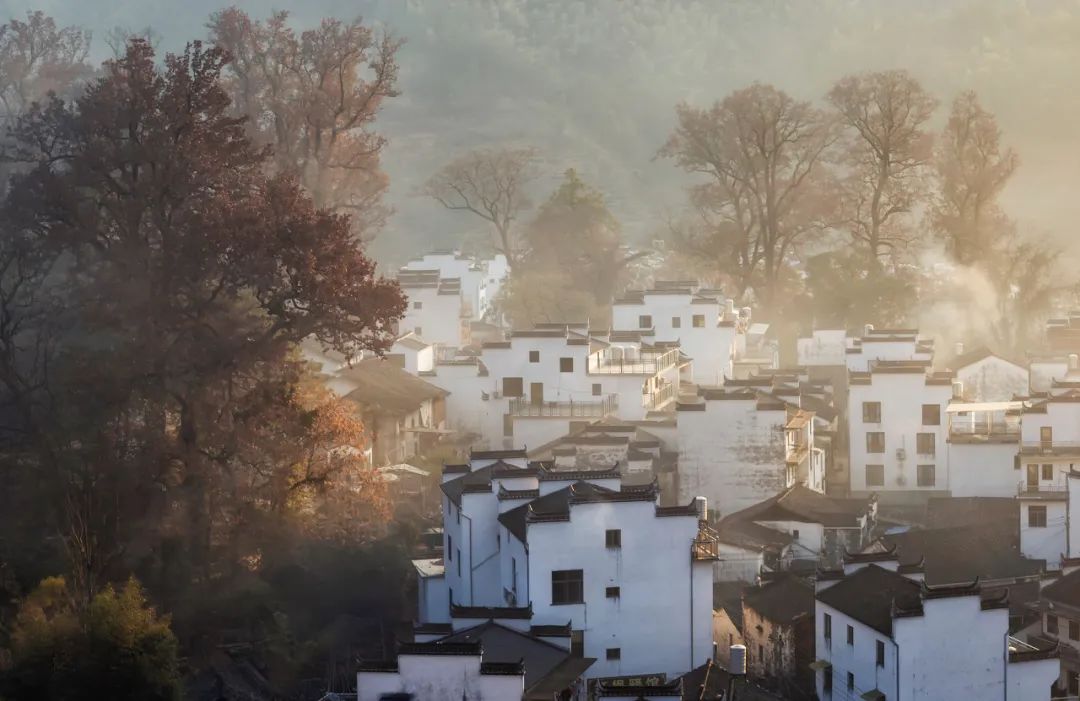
[104,25,162,59]
[931,91,1019,265]
[208,9,401,240]
[660,84,836,310]
[0,11,91,122]
[828,70,937,266]
[423,147,538,269]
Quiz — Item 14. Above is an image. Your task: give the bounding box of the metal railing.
[645,381,678,411]
[1020,440,1080,455]
[1017,481,1069,498]
[508,394,617,418]
[949,422,1020,437]
[692,524,720,561]
[589,347,680,375]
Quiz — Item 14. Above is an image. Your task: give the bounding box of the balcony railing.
[1017,481,1069,499]
[589,347,680,375]
[645,381,678,411]
[508,395,617,418]
[1020,440,1080,455]
[692,523,720,561]
[949,422,1020,442]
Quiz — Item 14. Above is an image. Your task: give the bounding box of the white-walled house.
[813,559,1058,701]
[945,344,1029,402]
[356,641,524,701]
[423,324,685,450]
[944,400,1023,498]
[401,250,509,322]
[391,332,435,375]
[422,448,717,681]
[1032,563,1080,697]
[844,326,934,373]
[397,269,466,350]
[610,283,743,386]
[677,383,826,519]
[847,360,953,498]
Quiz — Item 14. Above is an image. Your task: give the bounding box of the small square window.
[692,314,705,328]
[865,464,885,487]
[592,383,602,396]
[413,301,422,310]
[922,404,940,425]
[917,432,936,456]
[415,326,422,336]
[605,586,620,598]
[671,316,681,328]
[605,529,622,548]
[1029,505,1047,528]
[638,315,652,329]
[560,357,574,373]
[792,529,800,540]
[866,432,885,453]
[529,350,540,363]
[606,647,621,661]
[552,569,584,605]
[1042,463,1054,481]
[917,464,936,487]
[863,402,882,423]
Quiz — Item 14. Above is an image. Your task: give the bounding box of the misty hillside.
[13,0,1080,264]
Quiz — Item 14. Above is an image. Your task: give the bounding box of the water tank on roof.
[729,645,747,675]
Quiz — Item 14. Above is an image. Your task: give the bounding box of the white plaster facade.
[847,362,952,496]
[814,562,1058,701]
[425,449,717,681]
[357,646,524,701]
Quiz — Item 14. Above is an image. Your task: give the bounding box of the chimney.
[695,496,708,521]
[863,323,874,337]
[724,298,736,319]
[952,380,964,400]
[954,341,964,357]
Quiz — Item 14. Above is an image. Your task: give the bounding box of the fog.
[10,0,1080,264]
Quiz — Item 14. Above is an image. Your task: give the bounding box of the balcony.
[692,523,720,561]
[1020,440,1080,456]
[508,395,617,418]
[644,381,678,411]
[1016,481,1068,500]
[948,422,1020,444]
[589,347,679,375]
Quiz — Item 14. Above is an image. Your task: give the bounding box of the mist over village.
[2,2,1080,700]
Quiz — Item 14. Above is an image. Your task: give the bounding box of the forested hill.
[9,0,1080,264]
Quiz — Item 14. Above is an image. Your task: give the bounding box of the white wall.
[816,603,898,701]
[418,573,449,624]
[946,442,1020,498]
[677,397,789,518]
[526,499,712,679]
[714,543,765,584]
[357,653,524,701]
[400,285,464,348]
[848,373,951,494]
[797,329,847,367]
[957,356,1029,402]
[893,597,1008,700]
[1030,359,1068,393]
[1020,499,1066,568]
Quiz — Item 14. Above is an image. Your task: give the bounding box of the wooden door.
[530,382,544,406]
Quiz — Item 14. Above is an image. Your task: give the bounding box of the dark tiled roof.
[881,524,1043,585]
[499,481,622,543]
[815,564,921,635]
[440,621,568,687]
[1043,568,1080,606]
[471,448,528,460]
[450,603,532,619]
[340,358,447,415]
[714,581,747,630]
[743,575,814,624]
[926,497,1019,530]
[440,465,496,507]
[726,485,870,528]
[678,661,785,701]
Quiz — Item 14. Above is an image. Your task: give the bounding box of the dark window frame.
[638,315,652,329]
[863,401,882,423]
[559,357,574,373]
[605,529,622,548]
[1048,614,1059,636]
[606,647,621,661]
[551,569,584,605]
[592,383,602,396]
[866,432,885,454]
[865,464,885,487]
[1029,505,1048,528]
[1042,463,1054,481]
[692,314,705,328]
[922,404,940,425]
[605,586,620,599]
[846,625,854,645]
[876,640,885,667]
[502,377,524,398]
[917,464,936,487]
[671,316,681,328]
[529,350,540,363]
[916,432,936,456]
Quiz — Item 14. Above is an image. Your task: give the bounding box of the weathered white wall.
[357,653,524,701]
[1030,359,1068,393]
[400,285,464,348]
[418,573,449,624]
[797,329,847,367]
[957,356,1029,402]
[677,398,788,518]
[714,542,765,583]
[815,603,898,701]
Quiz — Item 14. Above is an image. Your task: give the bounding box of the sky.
[5,0,1080,266]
